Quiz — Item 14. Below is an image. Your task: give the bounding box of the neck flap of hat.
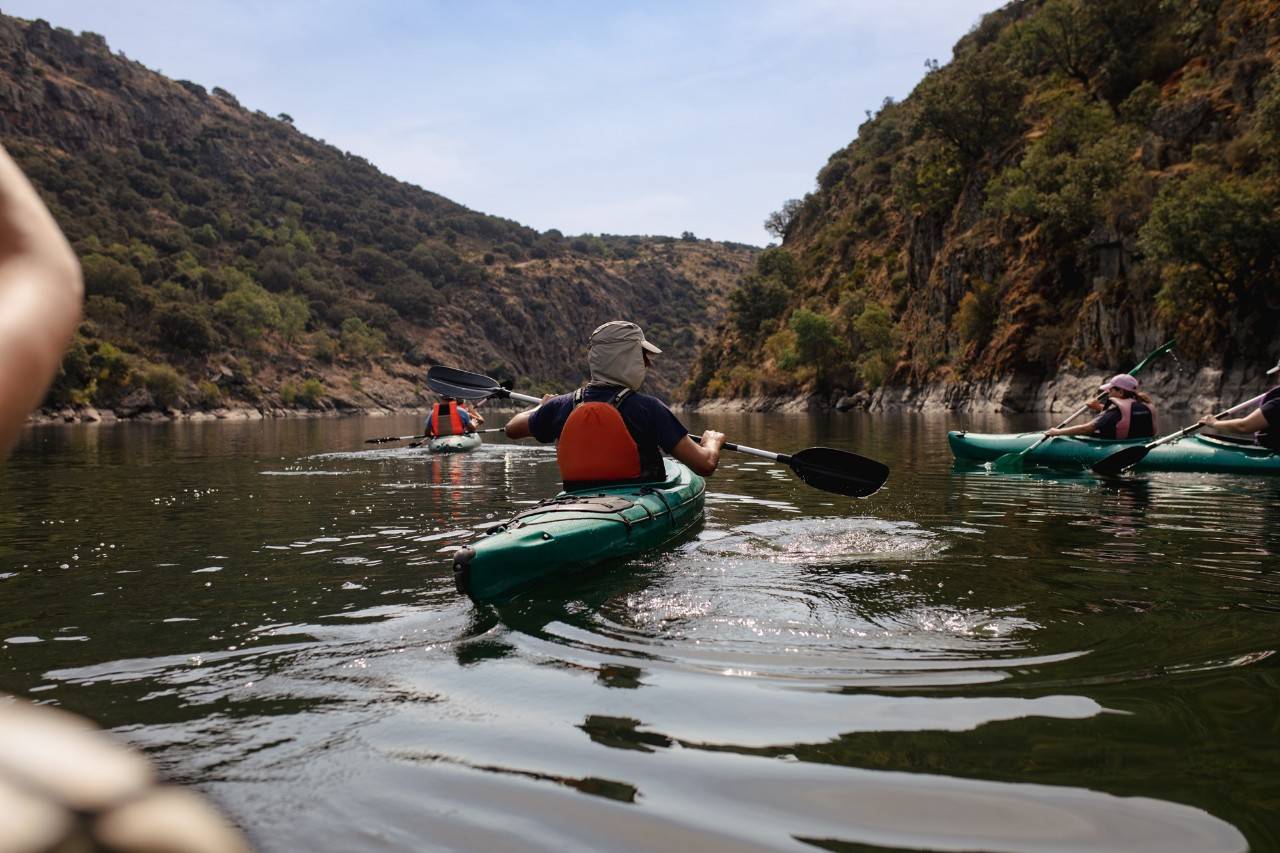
[588,338,646,390]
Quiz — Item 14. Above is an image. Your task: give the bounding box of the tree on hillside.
[790,309,841,380]
[1140,169,1280,349]
[764,199,803,240]
[915,53,1026,163]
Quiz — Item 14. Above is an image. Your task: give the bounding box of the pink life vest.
[1110,397,1158,439]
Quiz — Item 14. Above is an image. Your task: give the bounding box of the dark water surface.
[3,412,1276,851]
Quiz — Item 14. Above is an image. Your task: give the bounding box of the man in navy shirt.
[505,321,725,481]
[1200,357,1280,450]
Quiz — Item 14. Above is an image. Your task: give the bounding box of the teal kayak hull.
[948,430,1280,475]
[452,459,706,602]
[427,433,481,453]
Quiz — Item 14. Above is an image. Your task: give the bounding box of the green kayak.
[427,433,481,453]
[452,459,706,602]
[949,430,1280,475]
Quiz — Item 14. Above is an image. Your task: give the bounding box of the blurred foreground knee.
[0,697,250,853]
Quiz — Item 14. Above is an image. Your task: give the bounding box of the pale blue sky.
[13,1,1002,245]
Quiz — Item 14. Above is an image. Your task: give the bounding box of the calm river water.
[2,412,1277,851]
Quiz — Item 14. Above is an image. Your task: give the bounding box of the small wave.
[696,517,939,564]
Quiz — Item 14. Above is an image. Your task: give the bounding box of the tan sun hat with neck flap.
[588,321,661,391]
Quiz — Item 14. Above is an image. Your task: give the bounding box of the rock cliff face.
[687,0,1280,413]
[0,15,756,420]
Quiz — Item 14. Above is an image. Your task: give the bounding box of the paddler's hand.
[1199,415,1219,428]
[1045,428,1063,437]
[700,429,725,451]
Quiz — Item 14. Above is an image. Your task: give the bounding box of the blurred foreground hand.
[0,697,250,853]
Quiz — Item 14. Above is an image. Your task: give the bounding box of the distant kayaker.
[427,395,483,436]
[1044,374,1157,440]
[1198,358,1280,450]
[504,320,724,484]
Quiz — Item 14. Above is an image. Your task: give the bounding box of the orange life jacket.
[557,388,643,488]
[429,401,465,437]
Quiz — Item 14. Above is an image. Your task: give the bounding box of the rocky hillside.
[687,0,1280,410]
[0,15,755,419]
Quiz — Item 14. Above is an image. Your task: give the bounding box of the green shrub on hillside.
[196,380,222,409]
[727,249,798,341]
[142,363,185,408]
[985,90,1140,239]
[915,53,1025,163]
[789,309,841,376]
[954,280,1001,352]
[339,317,386,359]
[891,139,965,218]
[90,341,134,407]
[1140,168,1280,347]
[155,302,220,353]
[82,254,143,303]
[297,378,325,408]
[1255,69,1280,142]
[852,303,896,389]
[275,292,310,344]
[215,279,281,340]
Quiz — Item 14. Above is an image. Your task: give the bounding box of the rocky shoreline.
[27,402,431,426]
[684,365,1272,417]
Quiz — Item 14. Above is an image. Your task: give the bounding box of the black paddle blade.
[1090,445,1149,476]
[787,447,889,498]
[426,365,506,400]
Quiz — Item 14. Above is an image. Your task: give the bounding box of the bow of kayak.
[428,433,482,453]
[452,458,706,602]
[948,430,1280,474]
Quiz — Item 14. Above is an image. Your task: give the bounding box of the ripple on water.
[492,516,1052,690]
[695,517,941,564]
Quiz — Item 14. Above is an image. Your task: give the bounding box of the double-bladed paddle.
[365,426,506,445]
[426,365,890,498]
[1090,392,1268,476]
[992,340,1176,473]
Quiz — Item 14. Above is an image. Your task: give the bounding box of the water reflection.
[3,414,1275,849]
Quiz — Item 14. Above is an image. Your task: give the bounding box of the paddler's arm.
[1201,410,1267,434]
[504,395,554,440]
[0,144,83,457]
[672,430,725,476]
[1046,422,1099,438]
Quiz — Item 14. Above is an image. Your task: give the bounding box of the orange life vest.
[557,388,643,487]
[429,401,465,437]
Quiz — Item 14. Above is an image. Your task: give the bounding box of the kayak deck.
[948,430,1280,475]
[427,433,481,453]
[452,459,706,602]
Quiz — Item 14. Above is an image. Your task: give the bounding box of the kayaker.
[1044,374,1157,439]
[1198,358,1280,450]
[426,395,483,436]
[504,320,725,483]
